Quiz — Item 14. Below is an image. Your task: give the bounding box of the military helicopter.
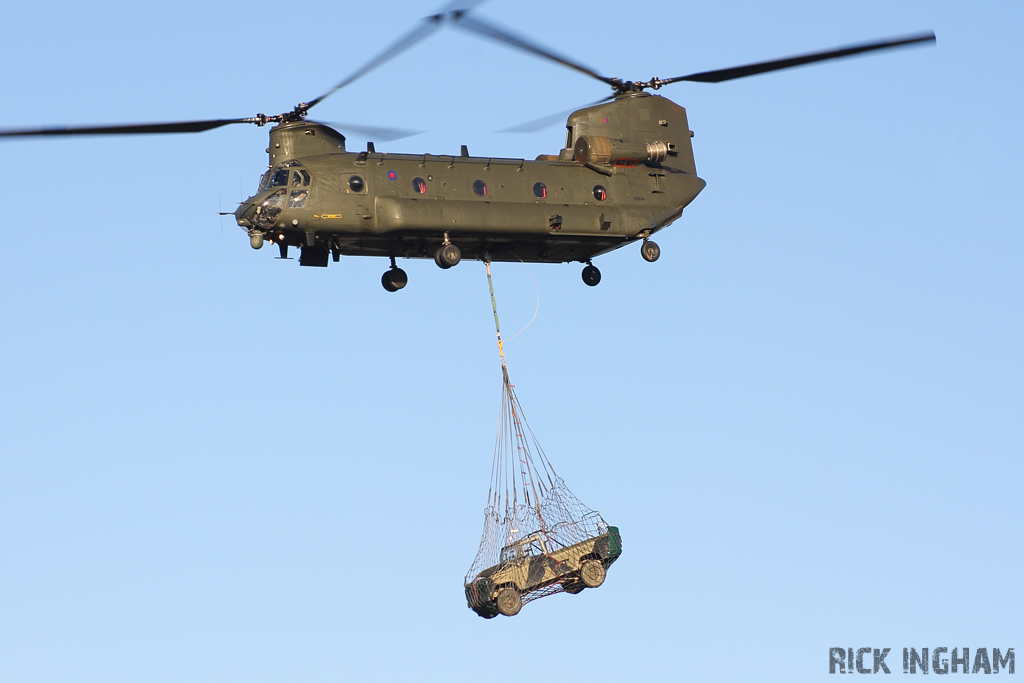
[0,8,934,292]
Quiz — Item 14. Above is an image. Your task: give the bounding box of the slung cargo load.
[464,264,621,618]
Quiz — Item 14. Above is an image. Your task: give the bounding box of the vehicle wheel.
[563,582,585,595]
[436,243,461,268]
[579,559,606,588]
[495,587,522,616]
[582,264,601,287]
[641,240,660,262]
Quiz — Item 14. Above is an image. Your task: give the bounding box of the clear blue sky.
[1,1,1020,681]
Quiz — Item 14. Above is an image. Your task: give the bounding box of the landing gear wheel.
[495,586,522,616]
[381,267,408,292]
[641,240,661,262]
[579,560,606,588]
[582,264,601,287]
[435,244,461,269]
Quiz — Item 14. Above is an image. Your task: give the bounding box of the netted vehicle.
[466,522,621,617]
[464,264,622,618]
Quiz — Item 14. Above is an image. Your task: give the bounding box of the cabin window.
[593,185,607,201]
[348,175,366,193]
[533,182,547,199]
[412,177,427,194]
[473,180,487,197]
[288,190,308,209]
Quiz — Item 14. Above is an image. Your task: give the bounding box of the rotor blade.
[312,121,422,142]
[0,118,253,138]
[451,12,618,88]
[305,0,491,110]
[500,96,615,133]
[662,31,936,85]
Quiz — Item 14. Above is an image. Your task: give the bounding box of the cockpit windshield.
[259,161,311,194]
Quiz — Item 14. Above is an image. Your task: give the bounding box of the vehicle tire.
[582,264,601,287]
[434,246,447,269]
[579,559,606,588]
[495,587,522,616]
[641,240,660,262]
[563,582,585,595]
[438,243,461,268]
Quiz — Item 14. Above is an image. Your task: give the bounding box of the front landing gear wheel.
[381,267,408,292]
[579,560,606,588]
[641,240,661,262]
[495,586,522,616]
[435,244,461,269]
[582,264,601,287]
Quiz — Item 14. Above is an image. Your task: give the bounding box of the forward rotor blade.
[451,12,617,88]
[312,121,422,142]
[500,96,615,133]
[0,118,252,138]
[305,0,491,110]
[662,31,936,85]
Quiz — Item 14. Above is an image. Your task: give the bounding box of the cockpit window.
[253,189,287,229]
[258,171,271,192]
[281,160,304,168]
[269,170,290,188]
[298,170,310,186]
[288,190,308,209]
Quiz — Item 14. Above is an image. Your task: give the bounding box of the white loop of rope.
[504,257,540,343]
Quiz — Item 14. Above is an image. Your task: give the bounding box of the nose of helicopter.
[234,202,252,225]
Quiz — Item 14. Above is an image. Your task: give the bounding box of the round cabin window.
[533,182,547,199]
[473,180,487,197]
[593,185,607,201]
[348,175,365,193]
[412,177,427,194]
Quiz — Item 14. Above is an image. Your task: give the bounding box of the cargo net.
[464,263,618,619]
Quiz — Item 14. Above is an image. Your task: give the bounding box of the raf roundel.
[387,170,398,181]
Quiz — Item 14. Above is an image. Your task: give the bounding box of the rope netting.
[464,263,621,619]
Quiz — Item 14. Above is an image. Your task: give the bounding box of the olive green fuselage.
[235,92,706,265]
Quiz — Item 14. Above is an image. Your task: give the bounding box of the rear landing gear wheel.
[381,267,407,292]
[579,559,606,588]
[582,263,601,287]
[641,240,661,262]
[435,244,461,269]
[495,586,522,616]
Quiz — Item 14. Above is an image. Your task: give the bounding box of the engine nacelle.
[573,136,669,166]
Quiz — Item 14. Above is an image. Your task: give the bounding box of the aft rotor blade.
[313,121,422,142]
[305,0,491,110]
[451,12,618,88]
[662,31,936,85]
[500,96,615,133]
[0,118,253,138]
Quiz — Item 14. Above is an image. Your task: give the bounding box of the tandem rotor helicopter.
[0,6,934,292]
